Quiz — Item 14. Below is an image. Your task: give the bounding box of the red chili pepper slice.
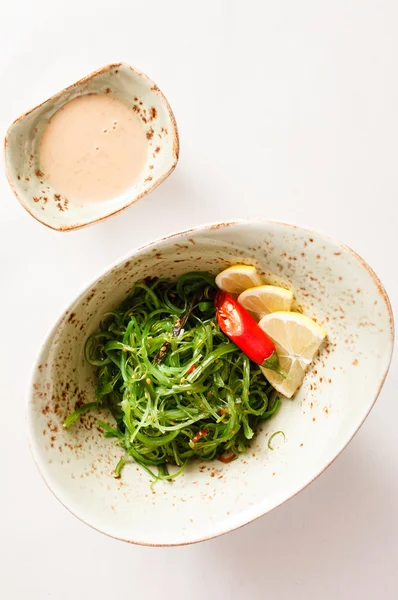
[219,452,236,464]
[215,290,286,376]
[187,363,196,375]
[191,429,209,444]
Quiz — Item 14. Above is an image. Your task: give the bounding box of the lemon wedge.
[258,311,326,398]
[215,265,263,295]
[238,285,293,320]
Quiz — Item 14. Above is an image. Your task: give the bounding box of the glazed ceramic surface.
[5,63,179,231]
[27,220,394,545]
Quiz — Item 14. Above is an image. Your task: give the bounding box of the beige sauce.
[39,94,148,203]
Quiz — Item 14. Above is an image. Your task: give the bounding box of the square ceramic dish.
[4,63,179,231]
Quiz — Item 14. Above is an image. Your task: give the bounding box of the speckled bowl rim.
[26,219,395,546]
[4,62,180,232]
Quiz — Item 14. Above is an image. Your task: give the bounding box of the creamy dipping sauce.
[39,94,148,203]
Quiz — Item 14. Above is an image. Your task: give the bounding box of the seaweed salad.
[64,273,280,481]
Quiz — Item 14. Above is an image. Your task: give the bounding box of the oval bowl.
[27,220,394,545]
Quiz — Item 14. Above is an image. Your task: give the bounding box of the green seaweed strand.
[64,274,281,481]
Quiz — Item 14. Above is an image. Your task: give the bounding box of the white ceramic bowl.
[5,63,179,231]
[27,220,394,545]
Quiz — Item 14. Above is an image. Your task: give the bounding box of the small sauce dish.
[4,63,179,231]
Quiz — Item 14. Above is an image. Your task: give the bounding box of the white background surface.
[1,2,397,598]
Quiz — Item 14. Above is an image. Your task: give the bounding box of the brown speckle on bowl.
[53,194,69,212]
[206,221,235,231]
[33,196,48,207]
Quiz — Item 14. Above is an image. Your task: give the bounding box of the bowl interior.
[28,221,393,545]
[5,63,179,230]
